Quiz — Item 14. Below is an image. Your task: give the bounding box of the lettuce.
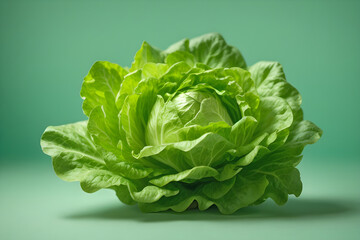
[40,33,322,214]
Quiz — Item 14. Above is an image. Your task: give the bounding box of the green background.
[1,0,359,239]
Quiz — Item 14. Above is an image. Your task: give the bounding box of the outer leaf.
[249,61,301,111]
[253,167,302,205]
[81,61,128,155]
[81,61,128,116]
[41,121,130,193]
[285,120,323,147]
[163,38,190,54]
[120,94,145,152]
[189,33,246,68]
[129,185,179,203]
[142,63,169,79]
[216,145,270,181]
[164,33,246,69]
[41,121,107,181]
[134,77,163,126]
[130,41,164,71]
[88,105,120,154]
[149,166,219,187]
[165,50,195,67]
[105,159,154,180]
[114,185,136,205]
[213,174,269,214]
[40,121,179,203]
[201,177,236,199]
[138,182,216,213]
[272,120,323,157]
[253,96,293,150]
[141,173,268,214]
[116,70,142,109]
[255,96,293,135]
[81,169,130,193]
[230,116,258,147]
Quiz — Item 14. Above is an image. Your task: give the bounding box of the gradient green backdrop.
[1,0,359,239]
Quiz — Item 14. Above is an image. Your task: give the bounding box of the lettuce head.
[40,33,322,214]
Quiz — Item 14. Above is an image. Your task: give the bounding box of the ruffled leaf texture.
[40,33,322,214]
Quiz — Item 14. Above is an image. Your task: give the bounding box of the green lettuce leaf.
[41,33,322,214]
[165,33,247,69]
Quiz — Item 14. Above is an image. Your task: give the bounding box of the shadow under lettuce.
[64,197,358,222]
